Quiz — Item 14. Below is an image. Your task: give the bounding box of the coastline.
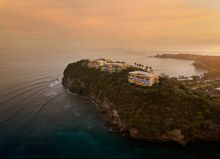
[62,60,220,146]
[155,54,220,78]
[63,79,220,146]
[63,83,188,145]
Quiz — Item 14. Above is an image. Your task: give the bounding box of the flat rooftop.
[129,71,157,77]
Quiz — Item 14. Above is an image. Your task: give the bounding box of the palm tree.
[145,66,148,72]
[148,66,152,72]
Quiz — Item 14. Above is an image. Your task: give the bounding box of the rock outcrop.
[62,60,220,145]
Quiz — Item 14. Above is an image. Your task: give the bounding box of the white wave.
[49,79,60,87]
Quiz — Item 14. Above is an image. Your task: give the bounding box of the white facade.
[128,71,159,87]
[88,59,129,73]
[88,58,111,69]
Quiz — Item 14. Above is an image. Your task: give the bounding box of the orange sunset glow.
[1,1,220,158]
[0,0,220,50]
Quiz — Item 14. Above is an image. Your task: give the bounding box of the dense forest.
[63,60,220,145]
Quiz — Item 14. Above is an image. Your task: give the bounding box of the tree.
[145,66,148,72]
[150,69,153,73]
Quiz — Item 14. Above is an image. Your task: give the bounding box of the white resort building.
[128,71,159,87]
[88,58,129,73]
[88,58,111,69]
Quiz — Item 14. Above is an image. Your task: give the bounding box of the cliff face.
[62,77,188,145]
[62,60,220,145]
[63,77,127,133]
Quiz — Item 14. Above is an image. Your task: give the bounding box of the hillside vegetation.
[63,60,220,144]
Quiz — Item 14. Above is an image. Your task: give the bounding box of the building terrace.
[88,58,129,73]
[87,58,159,87]
[128,71,159,87]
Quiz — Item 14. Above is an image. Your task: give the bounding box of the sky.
[0,0,220,51]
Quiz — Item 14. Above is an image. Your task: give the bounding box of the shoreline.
[63,84,220,147]
[155,54,220,78]
[64,84,189,145]
[62,59,220,146]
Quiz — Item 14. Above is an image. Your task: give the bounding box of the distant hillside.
[62,60,220,145]
[155,54,220,78]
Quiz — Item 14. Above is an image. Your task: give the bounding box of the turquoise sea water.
[0,48,219,159]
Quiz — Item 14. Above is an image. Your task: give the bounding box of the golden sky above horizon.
[0,0,220,50]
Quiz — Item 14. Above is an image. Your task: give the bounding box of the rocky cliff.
[62,60,220,145]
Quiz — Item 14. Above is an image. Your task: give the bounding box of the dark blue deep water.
[0,48,219,159]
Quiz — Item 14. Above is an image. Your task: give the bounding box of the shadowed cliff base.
[62,60,220,145]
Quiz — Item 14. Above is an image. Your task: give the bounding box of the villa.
[88,58,111,69]
[88,59,129,73]
[128,71,159,87]
[101,62,129,73]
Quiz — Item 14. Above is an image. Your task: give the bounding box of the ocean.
[0,48,219,159]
